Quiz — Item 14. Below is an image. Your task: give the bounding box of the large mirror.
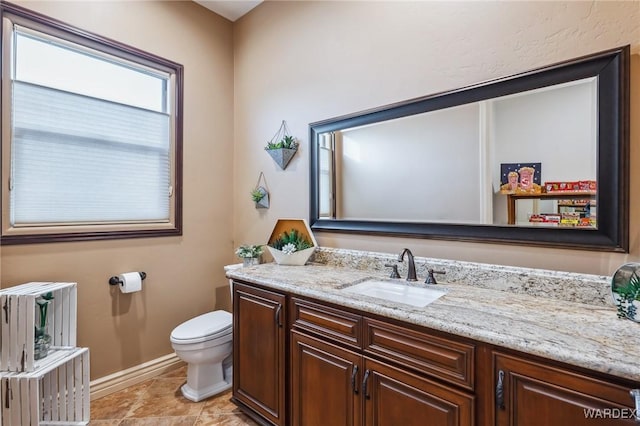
[309,46,629,252]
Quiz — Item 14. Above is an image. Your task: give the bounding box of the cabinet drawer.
[494,352,637,426]
[291,298,362,349]
[364,357,474,426]
[364,318,474,390]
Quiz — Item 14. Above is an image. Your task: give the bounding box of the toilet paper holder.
[108,272,147,286]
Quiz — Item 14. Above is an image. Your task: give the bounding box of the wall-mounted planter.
[265,121,298,170]
[253,186,270,209]
[252,172,270,209]
[266,147,297,170]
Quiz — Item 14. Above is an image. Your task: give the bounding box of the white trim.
[89,353,184,401]
[15,25,171,80]
[478,100,493,224]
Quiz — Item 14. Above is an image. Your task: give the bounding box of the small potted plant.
[252,186,269,209]
[265,121,298,170]
[612,265,640,321]
[266,219,317,265]
[235,244,264,267]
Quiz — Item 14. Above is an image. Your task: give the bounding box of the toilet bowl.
[170,310,233,402]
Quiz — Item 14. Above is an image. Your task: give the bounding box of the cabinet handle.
[496,370,505,410]
[5,380,10,408]
[362,369,371,400]
[630,389,640,422]
[275,304,282,328]
[351,365,359,394]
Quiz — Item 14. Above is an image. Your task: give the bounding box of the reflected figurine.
[500,171,519,193]
[517,167,541,193]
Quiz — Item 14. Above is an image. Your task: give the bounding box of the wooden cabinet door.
[494,352,637,426]
[363,357,474,426]
[233,282,286,426]
[291,331,362,426]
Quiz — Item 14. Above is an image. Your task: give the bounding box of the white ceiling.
[194,0,263,22]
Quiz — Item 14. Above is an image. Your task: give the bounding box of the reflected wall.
[320,79,597,228]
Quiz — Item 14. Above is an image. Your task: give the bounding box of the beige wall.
[1,0,639,381]
[1,1,235,379]
[233,1,640,276]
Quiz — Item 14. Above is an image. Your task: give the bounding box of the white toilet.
[170,310,233,402]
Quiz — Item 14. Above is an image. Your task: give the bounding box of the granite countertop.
[226,254,639,383]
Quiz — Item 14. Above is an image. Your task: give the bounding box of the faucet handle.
[425,268,446,285]
[384,263,401,279]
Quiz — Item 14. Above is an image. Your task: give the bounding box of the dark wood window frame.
[0,2,183,245]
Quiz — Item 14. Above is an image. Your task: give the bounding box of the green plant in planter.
[613,271,640,319]
[236,244,264,266]
[269,229,313,254]
[235,244,264,259]
[251,188,266,202]
[265,135,298,150]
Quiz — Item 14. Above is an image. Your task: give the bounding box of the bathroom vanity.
[226,248,640,426]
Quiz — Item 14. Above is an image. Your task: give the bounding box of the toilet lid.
[171,311,232,343]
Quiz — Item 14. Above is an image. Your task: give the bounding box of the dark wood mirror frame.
[309,46,629,252]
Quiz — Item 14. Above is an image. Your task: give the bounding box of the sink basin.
[341,280,446,307]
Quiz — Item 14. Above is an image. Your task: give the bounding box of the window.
[317,133,334,218]
[1,3,183,244]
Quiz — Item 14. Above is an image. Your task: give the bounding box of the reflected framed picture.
[500,162,542,194]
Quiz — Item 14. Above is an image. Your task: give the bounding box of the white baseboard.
[90,353,185,401]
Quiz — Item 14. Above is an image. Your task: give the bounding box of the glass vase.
[34,295,53,361]
[34,325,51,360]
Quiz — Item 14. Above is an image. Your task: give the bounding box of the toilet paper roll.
[118,272,142,293]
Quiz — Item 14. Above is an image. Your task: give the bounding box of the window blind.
[11,81,171,225]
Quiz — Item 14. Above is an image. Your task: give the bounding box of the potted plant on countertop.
[235,244,264,267]
[611,264,640,321]
[266,219,317,265]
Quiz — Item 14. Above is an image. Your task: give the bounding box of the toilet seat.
[170,311,232,345]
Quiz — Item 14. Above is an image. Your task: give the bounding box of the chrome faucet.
[398,248,417,281]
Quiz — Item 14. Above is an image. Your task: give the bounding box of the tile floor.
[90,366,258,425]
